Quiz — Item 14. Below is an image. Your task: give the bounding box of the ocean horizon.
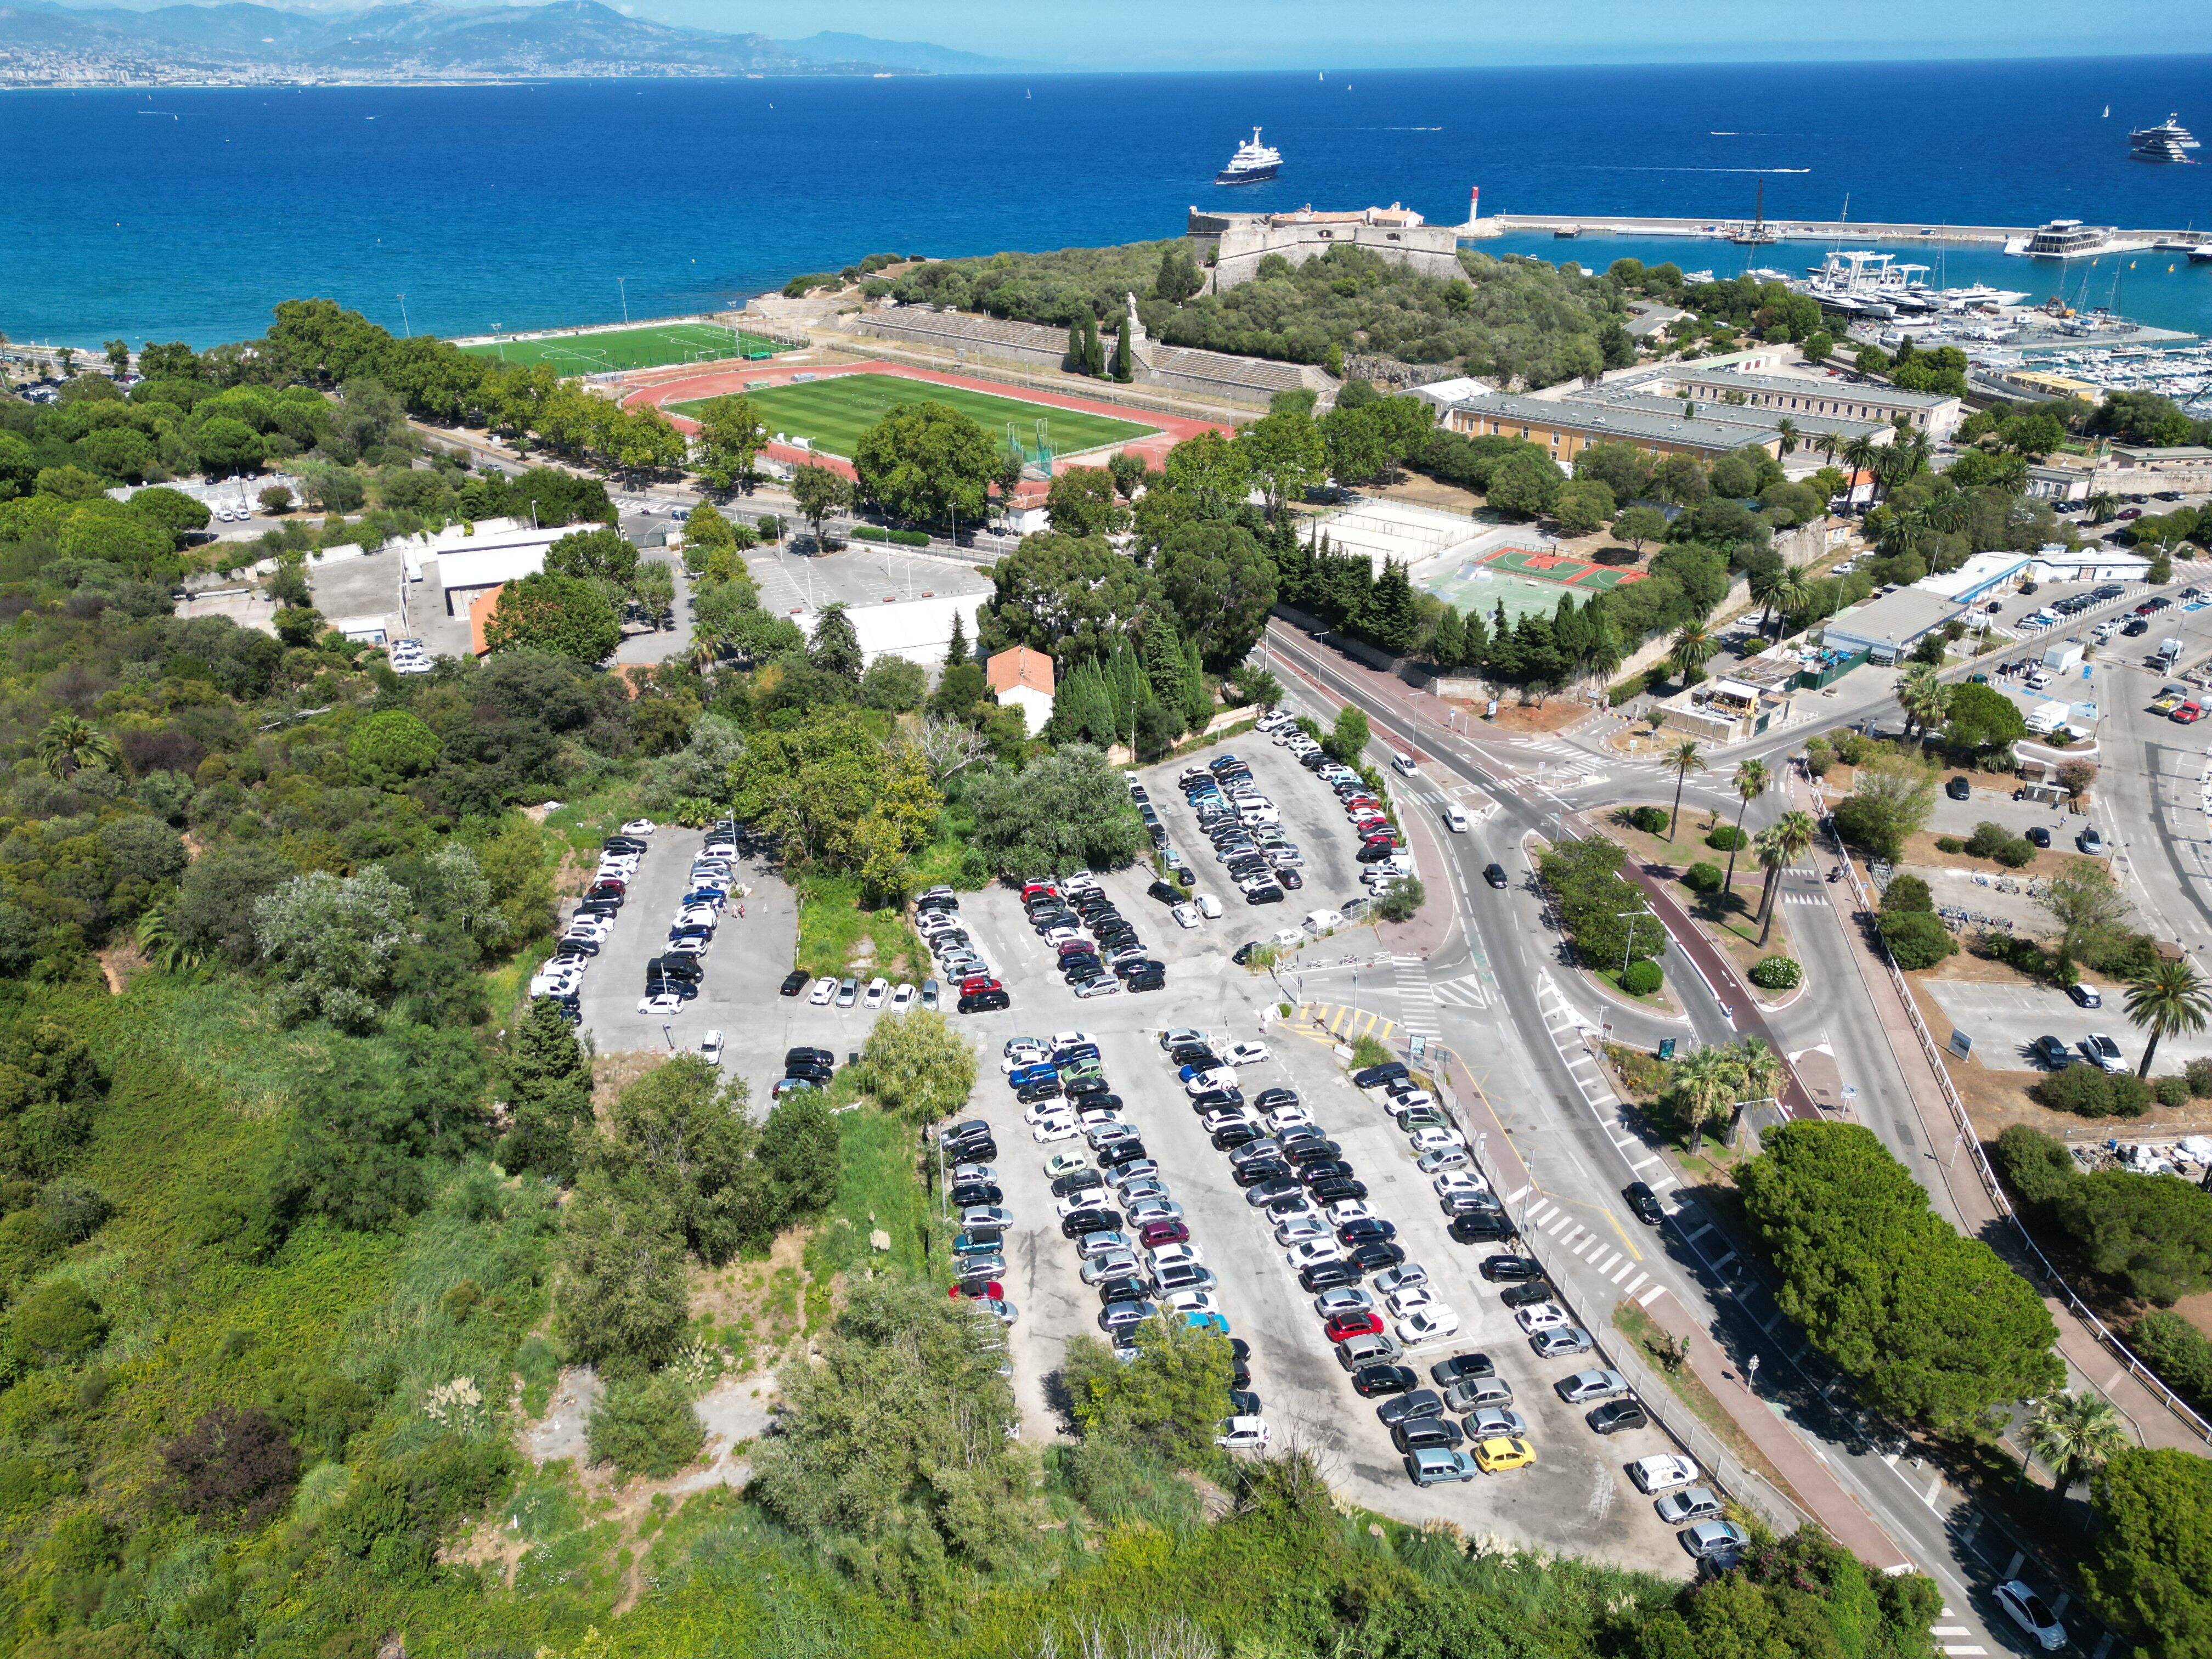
[6,54,2212,349]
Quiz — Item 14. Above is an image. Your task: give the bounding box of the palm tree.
[1748,563,1788,637]
[1668,620,1717,685]
[1723,760,1768,898]
[34,713,120,780]
[1754,809,1819,946]
[134,904,199,973]
[1664,740,1707,842]
[1922,488,1970,538]
[1896,662,1951,740]
[1841,435,1879,502]
[2027,1390,2129,1506]
[2087,490,2120,526]
[1769,566,1811,639]
[1731,1037,1787,1119]
[1814,430,1842,470]
[1773,417,1800,459]
[1672,1048,1736,1149]
[2123,958,2212,1079]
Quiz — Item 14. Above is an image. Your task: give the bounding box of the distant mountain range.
[0,0,1047,82]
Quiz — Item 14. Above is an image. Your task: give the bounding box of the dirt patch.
[1362,473,1485,516]
[525,1366,602,1464]
[673,1370,779,1494]
[591,1049,668,1114]
[1471,699,1593,735]
[687,1228,820,1374]
[95,943,140,995]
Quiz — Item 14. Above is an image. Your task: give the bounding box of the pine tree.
[1431,605,1466,669]
[945,609,968,672]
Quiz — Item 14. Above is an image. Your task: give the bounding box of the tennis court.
[456,322,788,374]
[668,371,1159,461]
[1477,544,1643,591]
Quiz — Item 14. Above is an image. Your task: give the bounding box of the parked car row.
[940,1115,1019,1328]
[914,886,1009,1013]
[525,819,696,1024]
[1171,744,1305,909]
[637,826,746,1018]
[1020,873,1165,998]
[1264,714,1417,899]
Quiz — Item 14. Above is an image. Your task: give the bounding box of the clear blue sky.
[642,0,2210,67]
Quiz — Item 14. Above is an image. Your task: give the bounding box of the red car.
[1324,1310,1385,1343]
[948,1279,1003,1300]
[1138,1218,1190,1248]
[2176,702,2204,725]
[961,975,1002,995]
[1020,882,1058,901]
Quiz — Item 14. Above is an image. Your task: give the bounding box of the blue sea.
[6,55,2212,348]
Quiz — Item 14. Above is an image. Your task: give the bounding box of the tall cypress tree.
[1112,317,1135,382]
[1181,635,1212,731]
[945,609,968,672]
[1431,605,1466,669]
[1085,314,1107,377]
[1459,605,1492,673]
[1066,318,1085,372]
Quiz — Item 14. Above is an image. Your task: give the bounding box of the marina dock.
[1462,213,2205,249]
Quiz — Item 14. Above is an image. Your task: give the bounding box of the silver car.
[1443,1376,1513,1412]
[1531,1326,1594,1358]
[1655,1486,1724,1526]
[1681,1520,1750,1560]
[1466,1406,1527,1439]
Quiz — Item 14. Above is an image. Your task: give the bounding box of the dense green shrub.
[1705,825,1748,852]
[2158,1076,2192,1110]
[1608,670,1651,708]
[1935,835,1966,854]
[850,524,932,547]
[1683,861,1724,895]
[1878,909,1957,970]
[2188,1058,2212,1099]
[2130,1310,2212,1413]
[1993,1124,2080,1218]
[1621,959,1663,996]
[1750,955,1802,990]
[2033,1064,2152,1119]
[586,1372,704,1479]
[1881,874,1934,913]
[1629,806,1669,834]
[1966,821,2036,868]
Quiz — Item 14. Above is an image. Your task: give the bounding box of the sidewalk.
[1438,1052,1911,1571]
[1796,776,2212,1454]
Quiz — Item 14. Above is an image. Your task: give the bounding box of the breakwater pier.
[1461,213,2205,250]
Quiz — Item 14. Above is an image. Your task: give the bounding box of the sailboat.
[2104,105,2112,118]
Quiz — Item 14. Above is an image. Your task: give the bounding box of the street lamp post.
[1616,909,1646,980]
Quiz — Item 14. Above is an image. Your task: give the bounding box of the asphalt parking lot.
[743,541,993,627]
[1923,777,2094,843]
[1923,976,2211,1074]
[941,754,1686,1572]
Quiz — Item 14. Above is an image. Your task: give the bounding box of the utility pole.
[1616,909,1646,980]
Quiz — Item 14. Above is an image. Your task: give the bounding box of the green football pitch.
[455,323,787,374]
[668,373,1159,460]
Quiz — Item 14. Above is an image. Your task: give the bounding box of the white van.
[1391,753,1419,777]
[1304,909,1346,934]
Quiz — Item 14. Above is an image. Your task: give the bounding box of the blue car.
[1053,1042,1102,1065]
[1007,1062,1059,1090]
[680,888,725,909]
[1184,1311,1232,1335]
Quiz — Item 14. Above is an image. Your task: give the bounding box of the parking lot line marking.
[1711,1250,1739,1272]
[1620,1269,1646,1295]
[1635,1283,1667,1307]
[1630,1154,1660,1171]
[1505,1184,1530,1205]
[1932,1628,1971,1637]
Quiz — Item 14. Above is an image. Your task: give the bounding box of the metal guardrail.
[1424,1059,1813,1538]
[1820,806,2212,1446]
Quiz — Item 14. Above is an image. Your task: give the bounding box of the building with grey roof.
[1436,390,1791,467]
[1661,367,1962,439]
[1819,586,1963,665]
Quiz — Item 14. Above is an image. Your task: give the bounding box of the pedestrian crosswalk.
[1780,891,1828,907]
[1503,736,1611,793]
[1389,953,1442,1037]
[1430,968,1491,1009]
[1934,1607,1987,1656]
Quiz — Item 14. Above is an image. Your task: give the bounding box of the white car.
[1387,1285,1439,1318]
[1184,1068,1239,1096]
[1275,1213,1328,1245]
[1172,902,1200,929]
[1024,1099,1071,1126]
[1993,1580,2068,1652]
[620,819,656,836]
[890,982,917,1013]
[1224,1041,1271,1066]
[1147,1242,1204,1272]
[1443,808,1470,833]
[806,976,837,1006]
[529,974,583,998]
[1265,1104,1313,1133]
[863,977,889,1009]
[1043,1150,1090,1178]
[1396,1307,1459,1344]
[1164,1289,1220,1317]
[1325,1199,1372,1226]
[1001,1045,1049,1072]
[664,935,707,957]
[637,991,686,1017]
[1031,1115,1080,1144]
[1409,1126,1466,1154]
[1056,1191,1110,1220]
[565,915,613,939]
[1049,1031,1096,1049]
[1628,1454,1701,1494]
[673,906,718,930]
[1385,1090,1437,1116]
[699,1030,725,1066]
[1433,1170,1491,1199]
[1214,1415,1270,1452]
[1195,894,1223,919]
[1285,1239,1342,1271]
[1515,1302,1570,1334]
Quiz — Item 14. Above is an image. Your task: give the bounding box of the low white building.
[1915,551,2033,605]
[432,523,583,617]
[795,591,989,670]
[985,646,1056,735]
[2027,545,2153,585]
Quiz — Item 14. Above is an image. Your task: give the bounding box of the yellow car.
[1472,1435,1536,1474]
[2152,692,2186,715]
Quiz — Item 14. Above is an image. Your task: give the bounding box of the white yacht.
[2006,219,2152,259]
[2129,114,2199,163]
[1215,128,1282,185]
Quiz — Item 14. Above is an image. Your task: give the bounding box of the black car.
[1946,775,1971,801]
[644,976,700,1002]
[1338,1217,1396,1245]
[1060,1208,1122,1238]
[1392,1417,1465,1453]
[1588,1400,1650,1435]
[1296,1157,1355,1184]
[1483,864,1509,889]
[1114,958,1167,980]
[1347,1241,1407,1274]
[554,937,600,957]
[1127,970,1167,992]
[1254,1087,1300,1111]
[1066,1075,1111,1098]
[2031,1034,2074,1070]
[1282,1138,1342,1165]
[1212,1122,1263,1149]
[1376,1389,1446,1426]
[1052,1170,1106,1198]
[1172,1045,1220,1067]
[1430,1353,1496,1385]
[1450,1212,1513,1244]
[1308,1176,1369,1205]
[1277,869,1305,891]
[1353,1062,1409,1089]
[658,956,705,984]
[1016,1081,1064,1105]
[1245,885,1286,906]
[1351,1364,1418,1398]
[958,988,1009,1012]
[2027,826,2051,848]
[1095,1277,1149,1306]
[602,836,647,855]
[1480,1255,1543,1282]
[1233,1159,1293,1189]
[1228,1387,1261,1417]
[1624,1181,1666,1224]
[1189,1088,1245,1111]
[1299,1260,1361,1293]
[1246,1177,1305,1208]
[2123,618,2151,637]
[786,1046,833,1069]
[1232,941,1262,965]
[1356,840,1400,864]
[1147,880,1182,905]
[1100,1141,1150,1170]
[949,1182,1001,1209]
[1499,1280,1556,1309]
